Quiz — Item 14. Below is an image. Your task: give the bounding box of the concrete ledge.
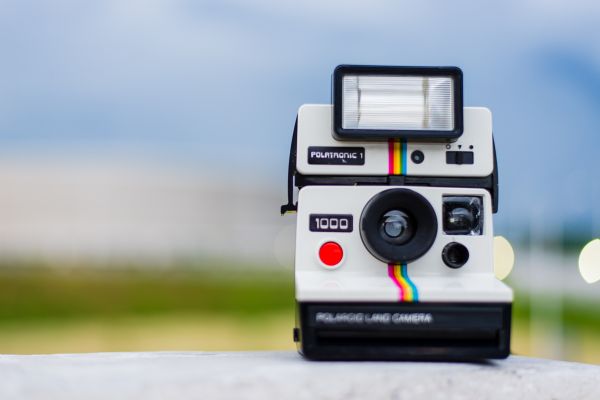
[1,351,599,399]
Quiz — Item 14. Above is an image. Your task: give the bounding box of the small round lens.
[447,207,475,231]
[411,150,425,164]
[442,196,483,235]
[442,242,470,269]
[379,210,415,245]
[383,213,405,238]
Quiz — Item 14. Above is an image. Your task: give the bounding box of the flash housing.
[333,65,463,141]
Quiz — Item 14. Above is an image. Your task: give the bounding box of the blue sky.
[0,0,599,235]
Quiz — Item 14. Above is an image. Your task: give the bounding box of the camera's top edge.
[333,64,463,78]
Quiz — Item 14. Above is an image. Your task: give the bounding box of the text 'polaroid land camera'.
[281,65,512,360]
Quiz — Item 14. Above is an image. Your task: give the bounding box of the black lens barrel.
[360,189,438,264]
[442,242,470,269]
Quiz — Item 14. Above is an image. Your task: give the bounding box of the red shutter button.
[319,241,344,267]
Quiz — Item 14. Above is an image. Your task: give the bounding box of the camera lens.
[411,150,425,164]
[442,242,469,269]
[360,188,437,264]
[379,210,414,245]
[447,207,474,230]
[442,196,483,235]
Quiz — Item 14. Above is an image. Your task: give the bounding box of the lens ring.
[442,242,469,269]
[360,188,437,264]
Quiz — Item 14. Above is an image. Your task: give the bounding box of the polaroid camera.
[281,65,512,360]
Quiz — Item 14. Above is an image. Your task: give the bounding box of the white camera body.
[283,67,513,361]
[296,104,495,178]
[296,184,509,303]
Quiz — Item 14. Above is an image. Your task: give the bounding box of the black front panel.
[296,302,511,361]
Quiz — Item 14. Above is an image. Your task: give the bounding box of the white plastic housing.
[295,185,513,303]
[296,105,494,177]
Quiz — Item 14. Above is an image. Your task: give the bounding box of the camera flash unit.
[333,65,463,140]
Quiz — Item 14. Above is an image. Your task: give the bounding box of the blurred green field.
[0,264,297,353]
[1,264,599,363]
[0,264,294,321]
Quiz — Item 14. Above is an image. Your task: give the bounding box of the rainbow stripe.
[387,263,419,302]
[388,139,407,175]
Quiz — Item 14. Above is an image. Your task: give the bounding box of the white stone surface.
[0,351,599,400]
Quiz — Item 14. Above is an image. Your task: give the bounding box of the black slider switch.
[446,151,474,165]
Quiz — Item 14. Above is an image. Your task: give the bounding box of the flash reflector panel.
[343,76,454,130]
[333,65,463,140]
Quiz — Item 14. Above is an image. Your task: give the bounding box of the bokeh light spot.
[494,236,515,280]
[579,239,600,284]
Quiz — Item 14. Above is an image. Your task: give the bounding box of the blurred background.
[0,0,599,362]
